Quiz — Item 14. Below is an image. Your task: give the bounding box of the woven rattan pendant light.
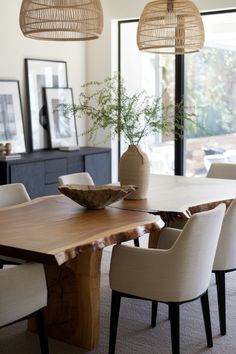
[137,0,205,54]
[19,0,103,41]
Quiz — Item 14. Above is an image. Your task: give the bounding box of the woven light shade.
[19,0,103,41]
[137,0,205,54]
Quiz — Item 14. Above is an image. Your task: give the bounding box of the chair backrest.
[207,163,236,179]
[213,199,236,271]
[166,204,225,301]
[0,183,30,208]
[110,204,226,303]
[58,172,94,187]
[0,262,47,326]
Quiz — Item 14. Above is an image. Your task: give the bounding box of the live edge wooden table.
[112,174,236,247]
[1,174,236,350]
[0,194,158,350]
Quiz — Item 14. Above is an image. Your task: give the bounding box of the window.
[119,9,236,176]
[185,11,236,176]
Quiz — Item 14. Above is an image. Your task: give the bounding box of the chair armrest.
[157,227,182,249]
[110,244,180,302]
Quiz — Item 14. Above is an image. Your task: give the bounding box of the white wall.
[87,0,236,181]
[88,0,236,82]
[0,0,88,149]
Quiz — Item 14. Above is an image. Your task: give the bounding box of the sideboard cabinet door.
[85,152,111,185]
[10,162,45,198]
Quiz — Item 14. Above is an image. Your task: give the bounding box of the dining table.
[0,193,158,350]
[1,173,236,350]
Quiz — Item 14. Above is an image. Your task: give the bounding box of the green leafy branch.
[62,73,196,145]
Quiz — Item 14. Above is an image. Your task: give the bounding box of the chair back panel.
[110,204,225,302]
[207,163,236,179]
[0,183,30,208]
[213,199,236,271]
[0,263,47,326]
[58,172,94,187]
[167,204,225,300]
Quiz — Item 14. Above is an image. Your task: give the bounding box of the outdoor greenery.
[63,74,195,145]
[186,47,236,138]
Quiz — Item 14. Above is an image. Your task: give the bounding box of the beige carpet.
[1,241,236,354]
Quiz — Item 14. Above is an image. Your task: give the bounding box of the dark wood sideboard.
[0,147,111,198]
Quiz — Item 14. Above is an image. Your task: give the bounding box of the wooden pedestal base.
[29,250,103,349]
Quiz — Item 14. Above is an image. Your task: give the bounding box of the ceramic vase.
[119,144,150,199]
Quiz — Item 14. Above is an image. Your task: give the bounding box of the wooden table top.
[112,174,236,214]
[1,174,236,266]
[0,195,157,265]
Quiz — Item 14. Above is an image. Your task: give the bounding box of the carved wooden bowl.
[58,184,137,209]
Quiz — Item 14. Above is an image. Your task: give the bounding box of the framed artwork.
[0,80,26,153]
[45,87,78,148]
[25,58,68,151]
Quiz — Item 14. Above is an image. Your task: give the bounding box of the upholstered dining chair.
[0,183,30,208]
[207,162,236,179]
[0,183,31,268]
[212,198,236,335]
[58,172,94,187]
[157,199,236,337]
[109,204,225,354]
[0,262,49,354]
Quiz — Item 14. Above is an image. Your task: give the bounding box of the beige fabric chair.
[212,199,236,335]
[58,172,94,187]
[207,162,236,179]
[109,204,225,354]
[0,183,30,208]
[0,183,30,267]
[157,199,236,337]
[0,262,49,354]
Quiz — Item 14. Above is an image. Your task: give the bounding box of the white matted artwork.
[45,87,78,148]
[25,59,68,150]
[0,80,26,153]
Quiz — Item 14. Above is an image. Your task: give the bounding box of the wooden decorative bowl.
[58,184,137,209]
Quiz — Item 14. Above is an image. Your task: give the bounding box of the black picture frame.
[0,80,26,153]
[45,87,78,149]
[25,58,68,151]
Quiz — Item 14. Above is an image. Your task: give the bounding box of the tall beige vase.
[119,144,150,199]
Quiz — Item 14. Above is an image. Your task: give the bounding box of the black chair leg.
[201,291,213,348]
[134,238,140,247]
[109,290,121,354]
[169,303,180,354]
[215,271,226,335]
[36,309,49,354]
[151,301,158,327]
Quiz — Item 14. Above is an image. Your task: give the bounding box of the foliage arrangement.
[63,74,195,145]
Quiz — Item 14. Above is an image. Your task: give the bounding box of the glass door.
[185,11,236,176]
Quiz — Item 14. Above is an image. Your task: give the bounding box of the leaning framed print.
[0,80,26,153]
[44,87,78,148]
[25,58,68,151]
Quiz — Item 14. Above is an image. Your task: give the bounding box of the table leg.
[29,249,103,350]
[148,225,162,248]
